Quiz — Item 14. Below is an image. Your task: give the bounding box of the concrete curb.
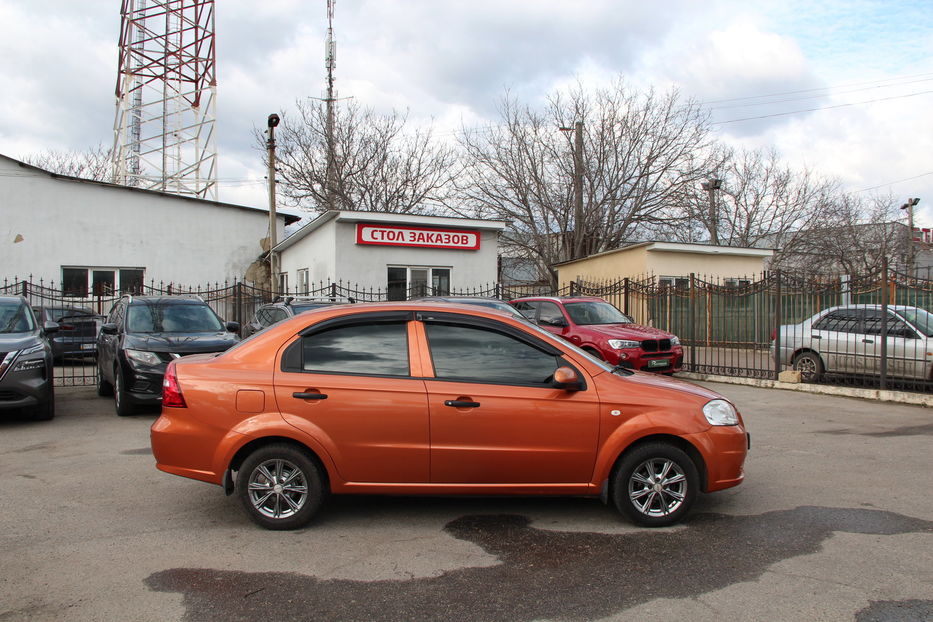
[676,372,933,408]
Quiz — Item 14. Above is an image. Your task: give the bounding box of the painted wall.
[279,219,500,290]
[0,157,282,288]
[557,245,770,288]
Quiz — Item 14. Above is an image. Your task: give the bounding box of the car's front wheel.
[612,442,699,527]
[30,390,55,421]
[96,365,113,397]
[236,444,325,530]
[113,366,136,416]
[793,351,824,383]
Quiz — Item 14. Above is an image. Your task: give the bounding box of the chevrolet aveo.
[151,303,748,530]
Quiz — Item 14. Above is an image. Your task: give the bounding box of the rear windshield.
[563,301,632,325]
[0,300,34,333]
[126,303,224,333]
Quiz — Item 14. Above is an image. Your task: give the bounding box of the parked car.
[32,306,103,363]
[510,296,684,373]
[242,296,355,338]
[97,295,240,416]
[151,301,748,530]
[0,296,56,420]
[417,296,527,319]
[774,304,933,382]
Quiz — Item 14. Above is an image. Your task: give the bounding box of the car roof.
[125,296,208,305]
[510,296,605,303]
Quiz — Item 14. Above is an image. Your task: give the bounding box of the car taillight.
[162,360,187,408]
[59,324,75,331]
[770,329,776,341]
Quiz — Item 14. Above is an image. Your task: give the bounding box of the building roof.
[552,241,775,268]
[0,153,300,225]
[273,209,508,252]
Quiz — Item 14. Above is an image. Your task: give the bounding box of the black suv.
[96,295,240,415]
[0,296,56,420]
[242,296,355,338]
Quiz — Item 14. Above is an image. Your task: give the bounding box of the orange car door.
[417,313,600,484]
[274,313,430,484]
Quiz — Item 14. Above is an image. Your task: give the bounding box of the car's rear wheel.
[612,442,698,527]
[114,366,136,416]
[793,351,824,382]
[96,365,113,396]
[236,444,325,530]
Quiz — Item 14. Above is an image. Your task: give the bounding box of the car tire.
[612,442,699,527]
[236,444,325,530]
[31,390,55,421]
[114,366,137,417]
[96,366,114,397]
[793,351,824,383]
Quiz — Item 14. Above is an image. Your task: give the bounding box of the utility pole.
[901,197,920,275]
[560,121,585,259]
[702,178,723,245]
[324,0,337,212]
[267,113,280,297]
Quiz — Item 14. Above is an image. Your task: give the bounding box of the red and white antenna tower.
[112,0,218,200]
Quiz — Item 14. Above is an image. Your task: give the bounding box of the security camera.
[268,113,280,128]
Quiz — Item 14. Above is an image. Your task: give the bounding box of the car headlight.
[125,349,162,367]
[20,343,45,356]
[670,336,680,346]
[702,399,739,426]
[608,339,641,349]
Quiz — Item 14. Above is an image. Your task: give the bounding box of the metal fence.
[5,266,933,393]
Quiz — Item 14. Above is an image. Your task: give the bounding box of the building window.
[61,266,145,297]
[386,266,451,301]
[659,276,690,291]
[278,272,289,294]
[296,269,309,294]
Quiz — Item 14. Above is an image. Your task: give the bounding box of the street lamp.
[559,121,584,259]
[701,178,723,245]
[267,113,280,296]
[901,197,920,274]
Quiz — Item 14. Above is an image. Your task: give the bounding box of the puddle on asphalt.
[819,423,933,437]
[855,599,933,621]
[146,506,933,622]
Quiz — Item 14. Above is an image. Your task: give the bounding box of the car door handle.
[444,400,481,408]
[862,339,874,344]
[293,392,328,400]
[810,335,822,340]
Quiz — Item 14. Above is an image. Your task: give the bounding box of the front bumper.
[0,361,53,411]
[686,424,749,492]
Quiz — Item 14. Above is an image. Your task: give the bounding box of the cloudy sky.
[1,0,932,225]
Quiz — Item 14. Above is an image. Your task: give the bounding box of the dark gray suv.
[0,295,56,421]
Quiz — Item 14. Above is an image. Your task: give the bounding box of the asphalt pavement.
[0,382,931,622]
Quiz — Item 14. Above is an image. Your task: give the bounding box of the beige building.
[554,241,774,288]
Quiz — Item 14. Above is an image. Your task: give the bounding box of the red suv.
[510,296,683,373]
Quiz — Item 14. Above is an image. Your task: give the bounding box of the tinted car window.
[897,307,933,337]
[537,302,565,325]
[863,310,916,338]
[127,304,224,333]
[512,301,539,320]
[301,322,409,376]
[426,323,560,385]
[813,309,861,333]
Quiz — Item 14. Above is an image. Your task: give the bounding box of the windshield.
[564,301,632,325]
[522,320,614,372]
[897,307,933,337]
[127,303,224,333]
[0,300,35,333]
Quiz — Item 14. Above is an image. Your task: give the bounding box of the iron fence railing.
[5,265,933,393]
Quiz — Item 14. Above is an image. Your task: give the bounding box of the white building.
[0,154,296,294]
[274,210,507,298]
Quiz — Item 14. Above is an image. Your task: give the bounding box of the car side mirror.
[43,321,60,335]
[101,323,118,335]
[225,321,240,333]
[551,366,582,391]
[542,317,568,327]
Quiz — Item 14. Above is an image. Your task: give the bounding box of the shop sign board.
[356,223,480,250]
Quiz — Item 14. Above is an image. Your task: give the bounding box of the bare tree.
[263,99,459,214]
[22,144,112,181]
[780,193,908,274]
[672,147,839,263]
[456,80,718,287]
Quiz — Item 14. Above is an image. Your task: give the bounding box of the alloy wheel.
[628,457,688,517]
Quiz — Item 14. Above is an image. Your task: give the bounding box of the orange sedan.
[151,302,748,530]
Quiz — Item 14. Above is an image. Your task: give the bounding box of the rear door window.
[289,322,410,377]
